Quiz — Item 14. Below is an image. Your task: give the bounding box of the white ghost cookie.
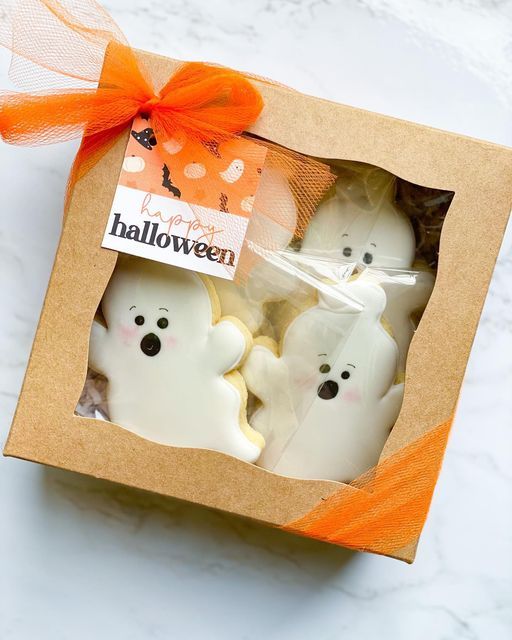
[89,257,264,462]
[242,280,404,482]
[211,166,298,334]
[300,169,434,369]
[301,168,416,269]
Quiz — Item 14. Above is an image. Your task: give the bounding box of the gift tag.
[102,116,267,279]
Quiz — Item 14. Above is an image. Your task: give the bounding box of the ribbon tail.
[282,418,453,557]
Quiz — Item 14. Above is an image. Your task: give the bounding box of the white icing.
[89,257,262,463]
[242,280,404,482]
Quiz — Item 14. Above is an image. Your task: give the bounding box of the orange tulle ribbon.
[0,43,264,174]
[0,1,263,184]
[281,417,453,558]
[0,0,334,236]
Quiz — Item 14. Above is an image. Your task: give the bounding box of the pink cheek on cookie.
[342,387,362,404]
[118,324,140,346]
[165,335,177,349]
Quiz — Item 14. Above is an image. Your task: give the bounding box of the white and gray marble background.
[1,1,511,638]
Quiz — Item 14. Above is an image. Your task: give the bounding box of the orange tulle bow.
[0,44,263,149]
[0,0,263,187]
[0,0,334,231]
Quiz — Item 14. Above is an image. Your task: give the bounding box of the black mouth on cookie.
[140,333,161,357]
[317,380,339,400]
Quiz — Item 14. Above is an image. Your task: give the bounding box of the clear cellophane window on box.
[76,159,453,484]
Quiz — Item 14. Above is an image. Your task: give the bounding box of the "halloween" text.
[108,213,236,266]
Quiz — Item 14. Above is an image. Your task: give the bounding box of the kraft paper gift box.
[4,47,512,563]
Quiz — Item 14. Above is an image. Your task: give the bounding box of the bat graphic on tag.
[162,164,181,198]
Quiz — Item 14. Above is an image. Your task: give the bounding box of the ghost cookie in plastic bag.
[300,164,434,369]
[242,279,404,482]
[88,256,264,463]
[301,165,415,268]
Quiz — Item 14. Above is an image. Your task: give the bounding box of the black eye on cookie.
[157,317,169,329]
[134,315,145,326]
[319,363,331,374]
[341,370,351,380]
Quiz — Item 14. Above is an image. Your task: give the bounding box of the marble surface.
[1,1,511,638]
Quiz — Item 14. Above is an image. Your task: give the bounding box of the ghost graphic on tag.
[220,159,244,183]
